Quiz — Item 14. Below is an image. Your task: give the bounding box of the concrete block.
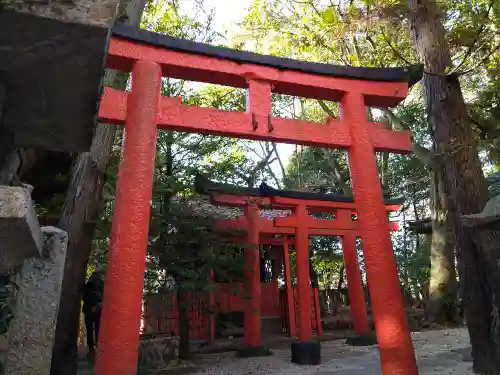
[0,10,110,152]
[4,227,68,375]
[0,186,43,274]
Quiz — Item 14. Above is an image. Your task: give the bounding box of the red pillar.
[341,92,417,374]
[209,270,215,343]
[244,202,262,347]
[94,60,161,375]
[342,233,370,335]
[295,205,312,342]
[283,236,296,337]
[313,288,323,336]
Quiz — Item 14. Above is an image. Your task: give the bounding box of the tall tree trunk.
[50,3,146,375]
[426,168,459,324]
[409,1,500,372]
[383,108,459,321]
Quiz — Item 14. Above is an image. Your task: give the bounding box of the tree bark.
[50,122,118,375]
[426,168,459,324]
[50,2,146,374]
[384,109,459,324]
[409,1,500,372]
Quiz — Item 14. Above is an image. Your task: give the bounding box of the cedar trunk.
[50,3,146,374]
[50,119,118,375]
[426,168,459,324]
[409,1,500,372]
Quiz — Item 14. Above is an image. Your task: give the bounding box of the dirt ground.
[77,328,473,374]
[190,328,472,375]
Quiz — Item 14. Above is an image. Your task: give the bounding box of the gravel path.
[193,329,473,375]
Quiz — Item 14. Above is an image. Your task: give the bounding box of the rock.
[0,186,43,274]
[4,227,68,375]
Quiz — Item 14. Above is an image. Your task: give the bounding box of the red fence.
[143,282,320,341]
[143,291,211,341]
[279,288,321,334]
[214,282,280,316]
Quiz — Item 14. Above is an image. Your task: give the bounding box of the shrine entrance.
[198,175,402,348]
[95,23,423,375]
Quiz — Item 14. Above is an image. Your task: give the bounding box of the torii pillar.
[342,92,417,374]
[94,61,161,375]
[236,200,272,357]
[342,233,376,346]
[283,236,296,338]
[291,204,319,364]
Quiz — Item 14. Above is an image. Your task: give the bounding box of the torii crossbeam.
[94,24,422,375]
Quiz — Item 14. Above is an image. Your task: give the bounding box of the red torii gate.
[95,24,422,375]
[212,192,401,350]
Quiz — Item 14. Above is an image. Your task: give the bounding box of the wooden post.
[283,236,296,337]
[342,92,417,375]
[294,205,312,342]
[94,60,161,375]
[243,202,261,348]
[342,234,370,335]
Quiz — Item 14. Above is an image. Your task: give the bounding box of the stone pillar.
[5,226,68,375]
[0,186,43,274]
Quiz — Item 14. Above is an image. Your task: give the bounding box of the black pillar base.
[346,332,378,346]
[235,346,272,358]
[291,341,321,365]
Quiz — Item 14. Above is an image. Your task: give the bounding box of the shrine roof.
[408,173,500,234]
[112,24,423,86]
[194,174,404,206]
[406,219,432,234]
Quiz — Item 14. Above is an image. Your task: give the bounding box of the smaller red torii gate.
[213,192,401,351]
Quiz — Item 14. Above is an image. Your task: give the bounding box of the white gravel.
[193,328,473,375]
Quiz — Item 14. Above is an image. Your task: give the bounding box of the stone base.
[4,227,68,375]
[235,346,272,358]
[138,336,180,370]
[291,341,321,365]
[346,332,378,346]
[453,346,472,362]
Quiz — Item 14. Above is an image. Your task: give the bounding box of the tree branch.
[457,42,500,76]
[317,99,336,118]
[451,0,493,74]
[381,29,411,65]
[382,108,434,167]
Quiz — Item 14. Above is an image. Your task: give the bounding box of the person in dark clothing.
[82,271,104,356]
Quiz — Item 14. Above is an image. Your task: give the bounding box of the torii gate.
[211,190,401,352]
[95,24,422,375]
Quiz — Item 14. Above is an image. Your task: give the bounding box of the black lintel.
[407,218,432,234]
[194,174,404,206]
[112,24,423,86]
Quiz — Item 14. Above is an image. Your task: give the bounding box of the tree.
[384,106,458,324]
[408,0,500,372]
[149,198,242,358]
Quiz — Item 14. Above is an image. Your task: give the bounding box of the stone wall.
[0,186,43,275]
[3,0,120,27]
[4,227,68,375]
[138,336,181,372]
